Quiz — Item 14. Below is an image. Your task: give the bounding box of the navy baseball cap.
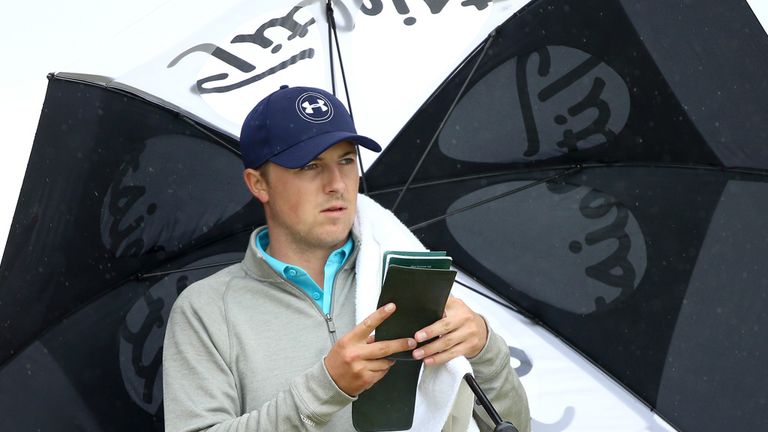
[239,85,382,169]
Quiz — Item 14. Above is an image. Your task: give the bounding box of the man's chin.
[315,228,353,250]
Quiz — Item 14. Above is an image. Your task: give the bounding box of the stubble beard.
[269,202,355,254]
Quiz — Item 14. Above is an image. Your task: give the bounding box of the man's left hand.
[411,296,488,365]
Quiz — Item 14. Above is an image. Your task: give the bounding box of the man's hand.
[324,303,417,396]
[411,296,488,365]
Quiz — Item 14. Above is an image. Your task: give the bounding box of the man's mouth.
[322,204,347,213]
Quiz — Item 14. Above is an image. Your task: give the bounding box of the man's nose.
[325,165,346,194]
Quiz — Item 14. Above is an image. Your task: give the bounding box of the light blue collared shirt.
[256,229,353,315]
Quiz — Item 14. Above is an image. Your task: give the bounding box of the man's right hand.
[324,303,416,396]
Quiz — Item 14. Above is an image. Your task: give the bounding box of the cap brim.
[269,131,382,169]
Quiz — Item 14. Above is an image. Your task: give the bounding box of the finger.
[443,296,473,321]
[365,337,417,359]
[414,316,454,343]
[421,342,469,365]
[367,358,396,372]
[444,295,464,310]
[419,336,478,365]
[412,329,460,360]
[350,303,397,340]
[415,297,476,343]
[442,296,458,318]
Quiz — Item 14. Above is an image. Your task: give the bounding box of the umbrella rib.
[326,0,336,94]
[134,225,259,280]
[374,162,768,197]
[399,161,768,231]
[333,15,370,195]
[326,0,369,195]
[138,260,242,279]
[180,117,241,157]
[391,28,498,212]
[408,165,582,231]
[452,277,531,318]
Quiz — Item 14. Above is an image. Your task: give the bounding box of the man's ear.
[243,168,269,203]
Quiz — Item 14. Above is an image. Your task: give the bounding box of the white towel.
[353,194,478,432]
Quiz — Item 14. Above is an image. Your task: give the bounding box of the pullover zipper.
[325,314,337,343]
[325,262,344,344]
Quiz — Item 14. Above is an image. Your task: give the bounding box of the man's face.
[253,141,359,253]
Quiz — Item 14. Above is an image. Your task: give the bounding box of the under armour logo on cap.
[301,98,328,114]
[296,92,334,123]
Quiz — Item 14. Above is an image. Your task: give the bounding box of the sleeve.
[467,319,531,432]
[162,287,355,432]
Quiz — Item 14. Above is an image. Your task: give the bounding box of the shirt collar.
[255,228,353,276]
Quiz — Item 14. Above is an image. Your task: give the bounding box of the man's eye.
[300,163,318,171]
[340,157,356,165]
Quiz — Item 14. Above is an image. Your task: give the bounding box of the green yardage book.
[376,265,456,360]
[353,251,456,431]
[381,250,452,283]
[376,250,455,360]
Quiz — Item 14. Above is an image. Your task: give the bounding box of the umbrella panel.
[0,78,263,366]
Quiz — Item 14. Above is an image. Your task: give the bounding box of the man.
[162,85,530,431]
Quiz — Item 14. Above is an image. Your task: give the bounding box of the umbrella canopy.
[365,0,768,431]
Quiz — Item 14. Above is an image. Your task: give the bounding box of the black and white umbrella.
[4,0,766,430]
